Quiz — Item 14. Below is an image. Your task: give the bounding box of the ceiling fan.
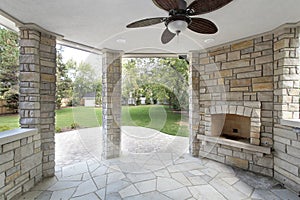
[126,0,233,44]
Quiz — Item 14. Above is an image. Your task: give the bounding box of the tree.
[0,28,19,112]
[55,50,102,108]
[56,49,73,109]
[72,62,100,105]
[95,79,102,105]
[158,58,189,110]
[122,59,140,100]
[122,57,189,110]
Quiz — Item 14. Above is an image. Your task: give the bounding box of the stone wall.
[198,138,273,176]
[190,25,300,192]
[272,27,300,192]
[273,123,300,192]
[191,32,274,176]
[0,129,41,200]
[102,50,122,159]
[19,28,56,177]
[188,57,201,156]
[273,27,300,121]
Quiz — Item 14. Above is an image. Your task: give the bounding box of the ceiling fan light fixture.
[167,20,188,34]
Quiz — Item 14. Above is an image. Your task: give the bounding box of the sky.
[61,46,90,63]
[59,45,102,73]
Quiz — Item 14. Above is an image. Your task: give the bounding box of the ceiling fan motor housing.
[165,13,192,34]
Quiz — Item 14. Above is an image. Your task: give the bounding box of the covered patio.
[0,0,300,199]
[19,127,297,199]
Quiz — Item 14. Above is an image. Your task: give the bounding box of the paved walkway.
[55,126,189,169]
[19,127,298,200]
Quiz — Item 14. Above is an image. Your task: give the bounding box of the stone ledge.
[281,119,300,128]
[0,128,38,145]
[197,135,271,154]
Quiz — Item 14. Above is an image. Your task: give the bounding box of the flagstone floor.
[18,127,298,200]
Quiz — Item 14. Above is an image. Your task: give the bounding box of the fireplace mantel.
[197,135,271,155]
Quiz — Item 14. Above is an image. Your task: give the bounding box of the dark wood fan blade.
[126,17,165,28]
[161,28,176,44]
[188,18,218,34]
[187,0,233,15]
[152,0,179,11]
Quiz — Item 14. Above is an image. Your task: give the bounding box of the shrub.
[67,99,79,107]
[56,98,62,109]
[0,125,10,132]
[3,89,19,113]
[55,127,62,133]
[145,98,152,105]
[136,97,141,105]
[70,122,80,129]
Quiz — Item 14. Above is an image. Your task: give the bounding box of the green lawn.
[56,107,102,129]
[0,114,19,132]
[122,106,188,136]
[0,105,189,137]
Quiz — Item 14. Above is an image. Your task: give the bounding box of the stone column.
[102,49,122,159]
[273,27,300,122]
[19,28,56,177]
[189,51,200,157]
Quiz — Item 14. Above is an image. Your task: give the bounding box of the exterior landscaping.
[0,105,188,137]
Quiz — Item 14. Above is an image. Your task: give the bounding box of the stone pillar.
[273,27,300,122]
[102,49,122,159]
[19,28,56,177]
[189,51,200,157]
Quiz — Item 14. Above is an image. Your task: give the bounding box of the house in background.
[82,92,96,107]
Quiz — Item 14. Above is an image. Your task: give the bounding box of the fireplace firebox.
[204,104,261,146]
[211,114,251,143]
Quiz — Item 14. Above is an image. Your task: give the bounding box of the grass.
[0,114,19,131]
[122,105,188,137]
[56,107,102,129]
[0,105,189,137]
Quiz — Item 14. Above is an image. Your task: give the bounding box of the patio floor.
[18,127,298,200]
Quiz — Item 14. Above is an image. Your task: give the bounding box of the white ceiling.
[0,0,300,54]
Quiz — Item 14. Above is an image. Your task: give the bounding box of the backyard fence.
[0,99,15,115]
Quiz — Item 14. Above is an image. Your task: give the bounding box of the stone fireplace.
[206,103,261,145]
[189,25,300,192]
[189,32,277,177]
[187,29,300,197]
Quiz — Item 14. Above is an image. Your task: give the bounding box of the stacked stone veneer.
[19,28,56,178]
[190,25,300,189]
[273,27,300,121]
[102,50,122,159]
[189,64,201,156]
[273,124,300,192]
[0,129,41,200]
[272,27,300,192]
